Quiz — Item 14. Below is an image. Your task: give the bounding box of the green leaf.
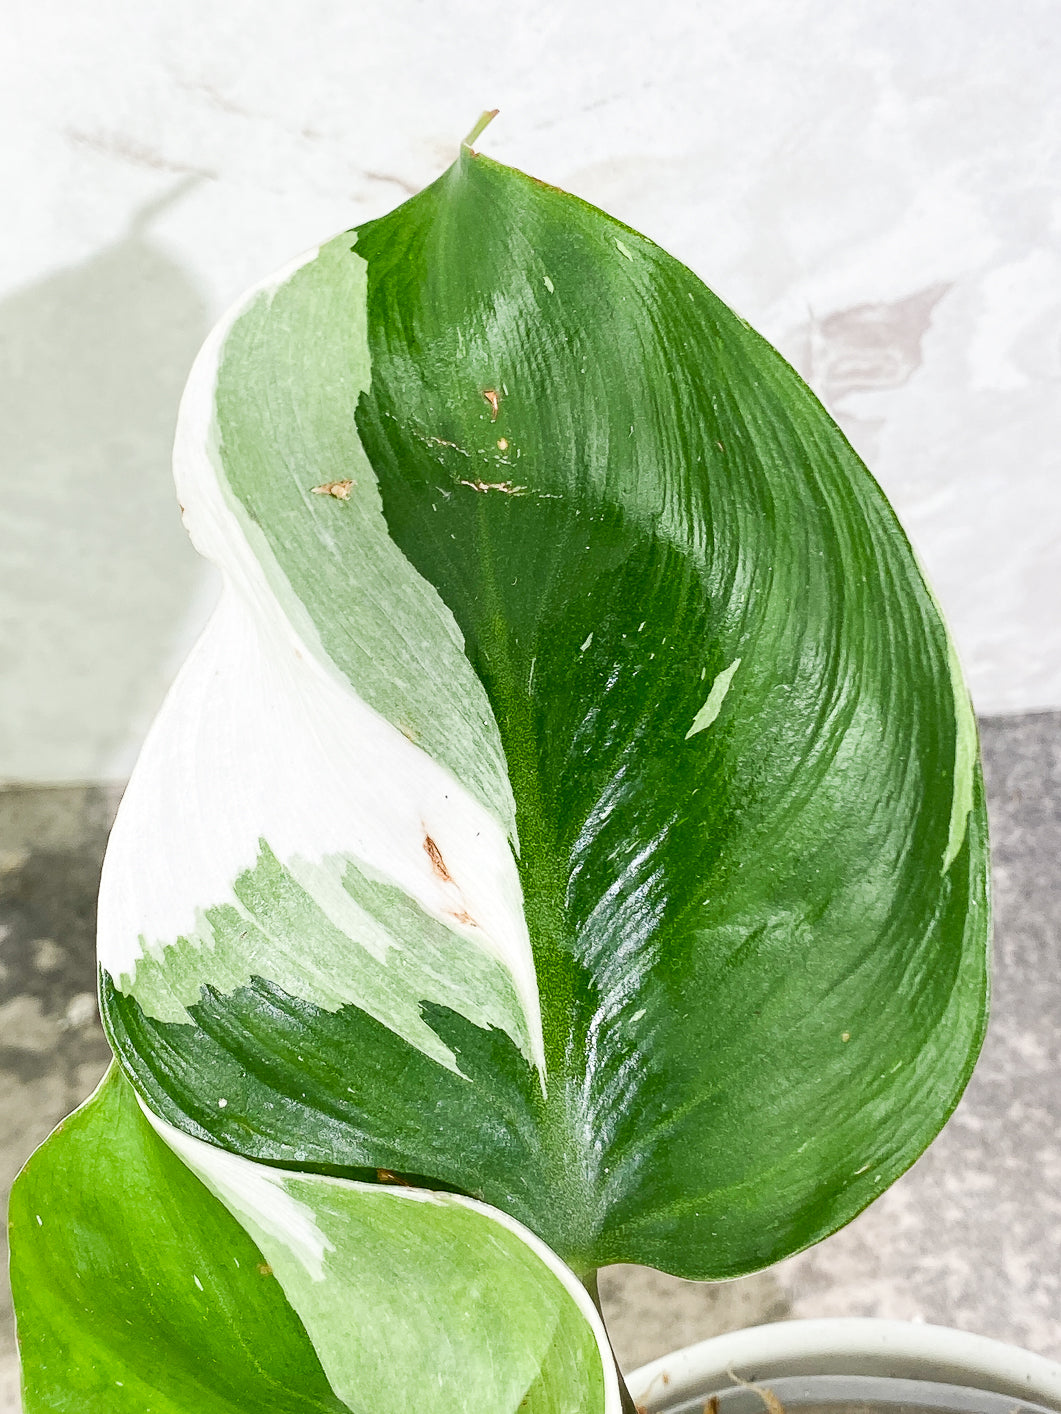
[10,1066,347,1413]
[99,143,989,1278]
[11,1066,615,1413]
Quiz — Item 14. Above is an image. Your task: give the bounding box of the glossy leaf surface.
[98,142,989,1278]
[11,1066,614,1413]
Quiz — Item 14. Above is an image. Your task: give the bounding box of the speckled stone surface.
[1,714,1059,1407]
[0,788,117,1413]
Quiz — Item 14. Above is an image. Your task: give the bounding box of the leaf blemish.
[459,477,527,495]
[422,832,479,927]
[414,429,469,457]
[686,658,741,739]
[482,388,500,420]
[424,834,454,883]
[615,238,634,261]
[376,1168,412,1186]
[310,479,353,500]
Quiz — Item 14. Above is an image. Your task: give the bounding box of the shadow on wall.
[778,282,951,463]
[0,181,213,784]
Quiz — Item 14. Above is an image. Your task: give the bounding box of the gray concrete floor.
[2,713,1060,1409]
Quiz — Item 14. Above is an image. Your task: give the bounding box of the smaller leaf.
[10,1065,618,1414]
[10,1066,346,1413]
[154,1100,617,1414]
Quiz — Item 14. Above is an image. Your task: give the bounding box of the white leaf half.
[97,236,545,1076]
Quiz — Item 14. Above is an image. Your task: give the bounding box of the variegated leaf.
[97,137,989,1279]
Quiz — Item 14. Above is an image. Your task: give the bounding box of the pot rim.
[627,1317,1061,1414]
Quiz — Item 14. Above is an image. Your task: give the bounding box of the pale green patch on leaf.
[120,841,532,1070]
[197,236,516,838]
[96,225,546,1078]
[685,657,741,738]
[943,633,978,873]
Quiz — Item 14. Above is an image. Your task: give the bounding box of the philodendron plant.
[10,114,989,1414]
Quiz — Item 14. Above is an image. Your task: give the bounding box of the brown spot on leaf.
[257,1263,273,1277]
[375,1168,412,1185]
[482,388,500,420]
[311,479,353,500]
[424,834,453,883]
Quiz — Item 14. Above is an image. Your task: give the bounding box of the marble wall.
[3,1,1060,783]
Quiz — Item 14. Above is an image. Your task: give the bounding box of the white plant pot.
[628,1318,1061,1414]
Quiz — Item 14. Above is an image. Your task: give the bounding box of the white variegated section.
[152,1098,335,1282]
[97,247,545,1077]
[99,583,541,1062]
[146,1102,621,1414]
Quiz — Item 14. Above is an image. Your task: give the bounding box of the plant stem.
[581,1270,642,1414]
[461,108,499,150]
